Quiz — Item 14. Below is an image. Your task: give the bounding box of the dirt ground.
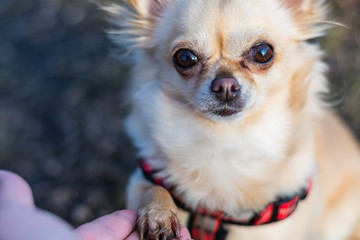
[0,0,359,227]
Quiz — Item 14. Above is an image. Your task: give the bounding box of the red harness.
[140,159,312,240]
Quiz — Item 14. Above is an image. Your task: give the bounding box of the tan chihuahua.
[104,0,360,239]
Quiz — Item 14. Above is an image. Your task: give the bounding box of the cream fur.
[105,0,360,239]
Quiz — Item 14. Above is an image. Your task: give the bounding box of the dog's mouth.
[212,106,241,117]
[210,96,248,117]
[197,95,249,119]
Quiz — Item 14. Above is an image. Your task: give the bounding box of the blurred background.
[0,0,359,227]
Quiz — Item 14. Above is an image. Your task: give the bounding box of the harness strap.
[140,159,312,239]
[189,212,228,240]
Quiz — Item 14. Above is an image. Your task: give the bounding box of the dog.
[103,0,360,239]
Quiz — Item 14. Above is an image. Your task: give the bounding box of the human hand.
[76,209,192,240]
[0,170,191,240]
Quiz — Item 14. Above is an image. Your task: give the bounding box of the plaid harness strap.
[140,159,312,240]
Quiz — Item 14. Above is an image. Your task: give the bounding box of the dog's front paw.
[138,206,181,240]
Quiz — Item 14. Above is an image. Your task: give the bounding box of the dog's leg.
[137,185,181,240]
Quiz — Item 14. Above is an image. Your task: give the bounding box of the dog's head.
[106,0,329,122]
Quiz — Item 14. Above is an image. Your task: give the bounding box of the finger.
[0,207,80,240]
[124,230,140,240]
[75,209,137,240]
[0,170,34,208]
[0,170,80,240]
[179,226,192,240]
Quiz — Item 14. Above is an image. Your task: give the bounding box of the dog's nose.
[211,78,240,101]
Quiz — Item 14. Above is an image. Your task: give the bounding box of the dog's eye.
[250,43,274,64]
[173,49,198,69]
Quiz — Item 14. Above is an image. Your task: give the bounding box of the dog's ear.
[282,0,329,40]
[102,0,173,54]
[129,0,172,18]
[283,0,316,13]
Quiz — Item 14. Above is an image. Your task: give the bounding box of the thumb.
[0,170,35,208]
